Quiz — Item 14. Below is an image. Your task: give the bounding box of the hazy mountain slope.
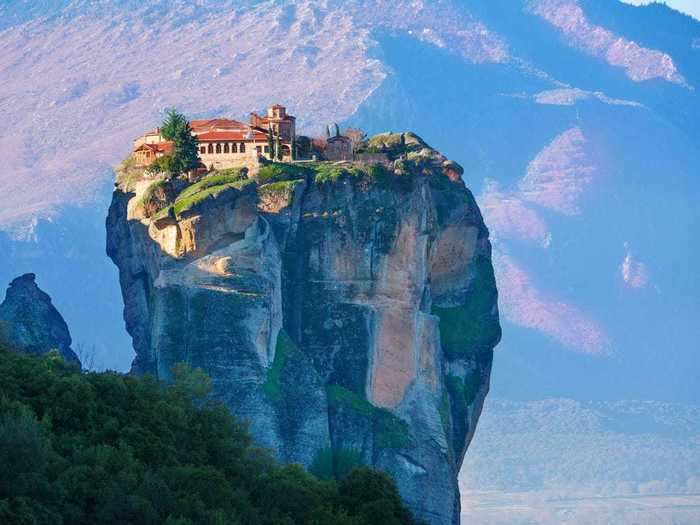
[0,0,506,226]
[460,398,700,524]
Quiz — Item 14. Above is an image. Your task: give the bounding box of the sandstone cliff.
[106,132,501,525]
[0,273,78,364]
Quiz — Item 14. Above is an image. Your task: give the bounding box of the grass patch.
[176,171,248,202]
[212,167,248,180]
[154,172,253,220]
[262,329,297,402]
[257,163,310,185]
[172,179,252,217]
[432,256,500,359]
[313,164,365,184]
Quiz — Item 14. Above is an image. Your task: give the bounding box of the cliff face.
[0,273,78,363]
[106,133,500,525]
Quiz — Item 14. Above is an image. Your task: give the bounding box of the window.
[223,143,229,154]
[256,146,262,154]
[200,146,206,154]
[215,143,222,154]
[264,145,270,153]
[240,143,245,153]
[232,143,238,153]
[207,144,214,154]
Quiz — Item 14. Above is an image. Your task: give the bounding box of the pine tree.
[160,109,200,174]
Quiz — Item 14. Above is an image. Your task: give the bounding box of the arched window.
[232,143,238,153]
[240,143,246,153]
[223,143,229,154]
[207,144,214,154]
[200,146,206,154]
[216,143,222,154]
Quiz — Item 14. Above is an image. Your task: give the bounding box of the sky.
[621,0,700,20]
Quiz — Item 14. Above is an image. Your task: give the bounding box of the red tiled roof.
[197,130,267,142]
[135,142,173,153]
[191,118,248,132]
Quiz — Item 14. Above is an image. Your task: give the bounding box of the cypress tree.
[267,125,275,161]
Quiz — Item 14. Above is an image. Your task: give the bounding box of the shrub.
[138,179,174,217]
[150,155,177,175]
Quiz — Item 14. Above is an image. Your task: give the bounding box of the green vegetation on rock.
[262,329,296,402]
[439,392,450,431]
[115,155,146,191]
[313,164,364,184]
[258,180,303,208]
[445,372,481,409]
[0,345,421,525]
[327,385,375,417]
[137,179,173,218]
[310,446,365,481]
[327,385,410,449]
[362,132,425,160]
[432,256,501,359]
[257,163,309,185]
[155,171,253,219]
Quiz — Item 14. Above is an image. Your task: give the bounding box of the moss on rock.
[326,385,410,450]
[262,329,297,402]
[433,256,501,359]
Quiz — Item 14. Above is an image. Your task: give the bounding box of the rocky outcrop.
[107,132,501,525]
[0,273,79,363]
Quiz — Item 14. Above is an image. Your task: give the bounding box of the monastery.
[133,104,299,171]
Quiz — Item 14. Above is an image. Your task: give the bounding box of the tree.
[0,347,421,525]
[275,135,283,161]
[160,109,199,174]
[345,127,367,154]
[267,125,275,161]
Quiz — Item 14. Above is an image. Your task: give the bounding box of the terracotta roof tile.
[197,130,267,141]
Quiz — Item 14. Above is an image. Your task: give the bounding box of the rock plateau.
[107,132,501,525]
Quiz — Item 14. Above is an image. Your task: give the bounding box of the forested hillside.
[0,346,419,525]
